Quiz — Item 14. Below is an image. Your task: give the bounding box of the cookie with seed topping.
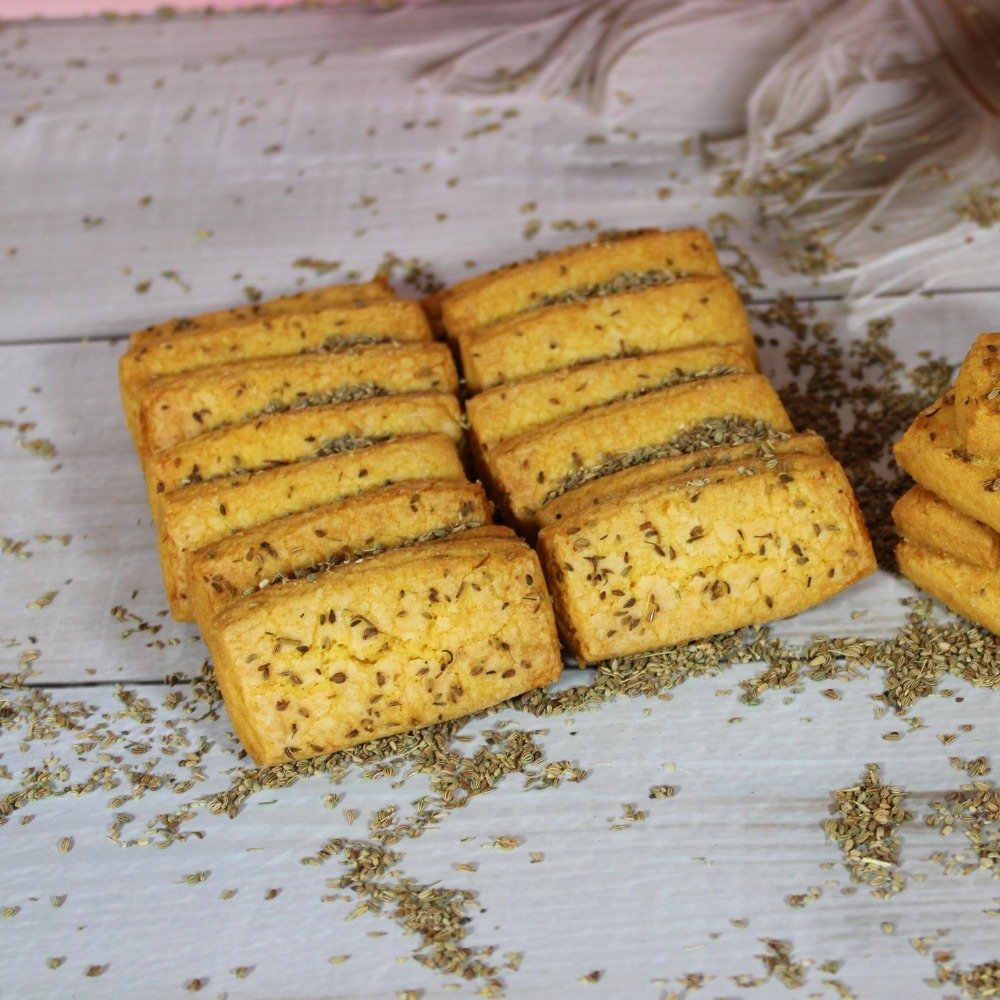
[120,299,431,446]
[440,228,722,344]
[139,341,458,453]
[202,527,561,764]
[537,452,875,663]
[953,332,1000,454]
[460,276,755,393]
[188,479,492,623]
[893,392,1000,533]
[538,432,828,528]
[481,372,793,533]
[157,434,466,620]
[426,228,669,335]
[145,391,463,516]
[892,485,1000,569]
[128,277,394,349]
[466,343,757,456]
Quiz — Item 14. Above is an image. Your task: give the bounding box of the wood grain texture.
[2,6,999,1000]
[4,2,995,345]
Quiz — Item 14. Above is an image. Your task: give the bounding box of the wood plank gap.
[19,678,191,691]
[3,284,999,352]
[0,335,127,349]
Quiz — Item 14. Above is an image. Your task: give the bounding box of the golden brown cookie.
[537,432,828,528]
[139,341,458,453]
[441,228,722,343]
[897,540,1000,635]
[482,372,793,532]
[202,527,562,764]
[119,300,431,446]
[892,485,1000,569]
[188,479,492,623]
[953,332,1000,454]
[157,433,465,620]
[467,343,757,455]
[144,392,463,517]
[893,392,1000,533]
[128,277,394,349]
[537,452,875,663]
[459,275,753,393]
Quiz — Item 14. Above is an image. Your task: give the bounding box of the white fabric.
[420,0,1000,310]
[710,0,1000,307]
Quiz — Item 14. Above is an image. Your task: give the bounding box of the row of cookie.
[121,282,453,619]
[433,228,877,663]
[118,283,562,764]
[895,332,1000,633]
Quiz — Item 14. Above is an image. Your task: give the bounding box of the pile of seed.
[536,267,681,308]
[925,755,999,879]
[930,953,1000,999]
[755,938,810,990]
[708,214,956,570]
[824,764,911,898]
[548,416,781,501]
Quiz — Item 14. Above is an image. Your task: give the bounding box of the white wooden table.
[2,3,999,997]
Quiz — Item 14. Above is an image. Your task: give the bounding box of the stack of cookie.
[894,332,1000,632]
[119,280,561,764]
[445,229,876,664]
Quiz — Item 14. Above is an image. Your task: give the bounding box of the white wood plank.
[0,675,997,998]
[0,340,200,683]
[4,2,995,345]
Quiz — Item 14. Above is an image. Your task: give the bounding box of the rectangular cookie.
[188,479,493,623]
[537,452,876,664]
[423,229,694,334]
[537,431,829,528]
[897,540,1000,635]
[467,344,757,456]
[157,433,466,620]
[128,277,395,349]
[120,299,431,447]
[483,372,794,532]
[460,275,755,393]
[953,332,1000,454]
[424,230,661,335]
[201,528,562,764]
[145,392,463,511]
[893,391,1000,533]
[440,228,723,343]
[891,485,1000,569]
[138,341,459,454]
